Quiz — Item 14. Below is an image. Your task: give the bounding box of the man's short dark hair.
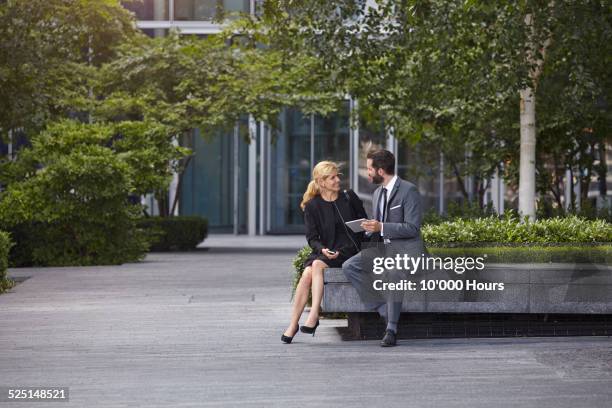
[367,149,395,175]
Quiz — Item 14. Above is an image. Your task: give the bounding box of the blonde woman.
[281,161,367,344]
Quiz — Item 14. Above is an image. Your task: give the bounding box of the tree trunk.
[450,158,469,200]
[170,155,193,216]
[518,11,552,221]
[156,190,169,217]
[519,87,537,220]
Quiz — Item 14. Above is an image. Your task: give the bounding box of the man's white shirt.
[379,175,398,238]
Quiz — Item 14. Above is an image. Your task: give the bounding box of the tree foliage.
[0,0,139,135]
[0,119,188,265]
[258,0,611,210]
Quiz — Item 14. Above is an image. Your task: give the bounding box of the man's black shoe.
[380,329,397,347]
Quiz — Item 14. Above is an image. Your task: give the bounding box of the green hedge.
[291,215,612,295]
[138,216,208,251]
[422,215,612,245]
[429,245,612,264]
[6,220,150,267]
[0,231,14,293]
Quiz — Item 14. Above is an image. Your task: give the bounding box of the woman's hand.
[322,248,339,260]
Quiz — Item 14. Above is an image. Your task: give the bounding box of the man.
[342,149,423,347]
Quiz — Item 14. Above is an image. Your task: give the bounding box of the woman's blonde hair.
[300,161,340,210]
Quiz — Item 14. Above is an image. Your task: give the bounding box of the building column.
[465,148,474,202]
[259,122,267,235]
[248,114,257,236]
[439,151,445,215]
[350,98,359,190]
[564,168,572,211]
[154,0,166,37]
[490,167,505,214]
[386,126,398,171]
[233,122,239,235]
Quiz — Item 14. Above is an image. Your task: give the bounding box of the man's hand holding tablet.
[344,218,367,232]
[360,219,382,233]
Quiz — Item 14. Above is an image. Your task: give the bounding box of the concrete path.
[199,233,306,250]
[1,250,611,407]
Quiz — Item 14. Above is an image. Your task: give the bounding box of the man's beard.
[371,173,384,184]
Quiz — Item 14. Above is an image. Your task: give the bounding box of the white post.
[490,167,505,215]
[265,125,272,233]
[465,148,474,202]
[154,0,166,37]
[439,151,445,215]
[233,122,239,235]
[259,122,266,235]
[499,170,505,214]
[564,168,572,211]
[491,168,499,213]
[351,98,360,190]
[386,126,398,172]
[575,167,581,211]
[248,114,257,236]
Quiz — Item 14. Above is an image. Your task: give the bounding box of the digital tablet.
[345,218,367,233]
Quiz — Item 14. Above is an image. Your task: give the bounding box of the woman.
[281,161,367,343]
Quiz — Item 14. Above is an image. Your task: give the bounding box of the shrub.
[422,215,612,245]
[0,231,14,293]
[291,246,312,300]
[537,197,612,222]
[423,201,497,225]
[429,245,612,264]
[290,215,612,293]
[138,216,208,251]
[5,220,150,267]
[0,123,157,266]
[0,120,190,266]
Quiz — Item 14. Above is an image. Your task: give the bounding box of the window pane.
[269,108,311,233]
[223,0,250,13]
[314,100,350,191]
[122,0,168,20]
[397,141,441,215]
[174,0,249,20]
[174,0,218,20]
[357,117,386,196]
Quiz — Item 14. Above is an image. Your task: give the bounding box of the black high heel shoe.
[300,320,320,336]
[281,323,300,344]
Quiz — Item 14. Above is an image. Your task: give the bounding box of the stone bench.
[322,264,612,339]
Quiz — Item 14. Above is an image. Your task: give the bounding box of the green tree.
[259,0,610,218]
[0,0,138,137]
[0,119,187,265]
[94,24,341,214]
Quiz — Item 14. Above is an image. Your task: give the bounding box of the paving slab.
[1,250,611,407]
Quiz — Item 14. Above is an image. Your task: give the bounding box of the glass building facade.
[120,0,498,233]
[121,1,612,235]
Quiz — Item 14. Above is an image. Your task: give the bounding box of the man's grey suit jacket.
[372,177,424,248]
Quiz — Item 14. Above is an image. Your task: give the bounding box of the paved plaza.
[1,249,611,407]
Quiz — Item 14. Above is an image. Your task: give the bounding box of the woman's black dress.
[303,189,367,268]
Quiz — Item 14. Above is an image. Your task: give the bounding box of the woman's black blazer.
[303,189,367,255]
